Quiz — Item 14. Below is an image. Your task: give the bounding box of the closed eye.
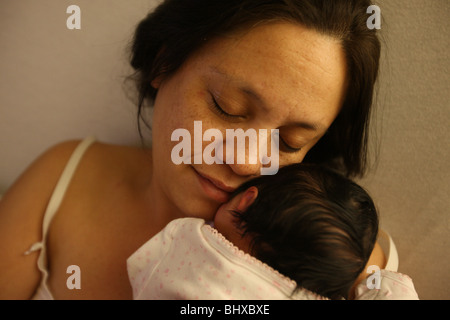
[210,94,240,119]
[279,136,303,153]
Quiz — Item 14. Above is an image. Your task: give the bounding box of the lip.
[193,168,236,203]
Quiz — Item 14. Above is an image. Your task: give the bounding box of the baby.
[127,163,418,300]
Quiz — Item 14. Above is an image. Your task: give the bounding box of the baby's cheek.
[212,204,230,233]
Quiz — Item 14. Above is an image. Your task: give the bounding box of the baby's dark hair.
[231,163,378,300]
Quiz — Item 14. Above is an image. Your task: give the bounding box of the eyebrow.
[210,66,324,132]
[210,66,267,108]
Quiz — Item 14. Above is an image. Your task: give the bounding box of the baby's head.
[213,164,379,300]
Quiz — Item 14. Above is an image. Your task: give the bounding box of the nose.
[219,129,279,177]
[228,159,263,178]
[211,137,259,178]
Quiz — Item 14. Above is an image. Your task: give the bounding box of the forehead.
[189,22,348,129]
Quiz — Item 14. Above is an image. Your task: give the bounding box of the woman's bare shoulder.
[0,139,150,299]
[79,140,152,185]
[42,139,153,204]
[0,139,86,241]
[0,140,85,299]
[0,139,144,209]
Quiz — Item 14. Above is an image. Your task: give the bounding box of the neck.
[136,147,184,235]
[143,160,186,233]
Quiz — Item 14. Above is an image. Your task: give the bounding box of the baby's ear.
[236,187,258,212]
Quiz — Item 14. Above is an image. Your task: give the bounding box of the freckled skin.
[150,22,347,221]
[0,22,359,300]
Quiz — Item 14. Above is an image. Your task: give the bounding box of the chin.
[185,198,220,221]
[161,161,225,221]
[169,183,220,221]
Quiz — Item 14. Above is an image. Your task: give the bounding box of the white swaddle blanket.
[127,218,419,300]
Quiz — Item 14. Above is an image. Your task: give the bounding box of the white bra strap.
[40,136,96,238]
[24,136,96,256]
[24,136,96,299]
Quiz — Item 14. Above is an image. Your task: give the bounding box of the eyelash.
[210,94,241,119]
[279,137,303,153]
[210,94,302,153]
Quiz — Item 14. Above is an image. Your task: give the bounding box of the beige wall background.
[0,0,448,299]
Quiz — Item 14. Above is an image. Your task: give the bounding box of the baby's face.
[213,187,258,254]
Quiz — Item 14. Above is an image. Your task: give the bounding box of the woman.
[0,0,382,299]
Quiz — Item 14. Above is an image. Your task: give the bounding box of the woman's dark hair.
[129,0,381,177]
[231,163,378,300]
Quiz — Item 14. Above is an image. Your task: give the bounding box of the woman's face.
[151,22,347,220]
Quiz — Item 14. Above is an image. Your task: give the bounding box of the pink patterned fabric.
[127,218,326,300]
[127,218,419,300]
[354,270,419,300]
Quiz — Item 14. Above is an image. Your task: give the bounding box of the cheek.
[213,206,238,241]
[152,85,197,164]
[152,93,184,140]
[278,150,307,168]
[152,89,214,151]
[278,134,323,167]
[213,204,227,228]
